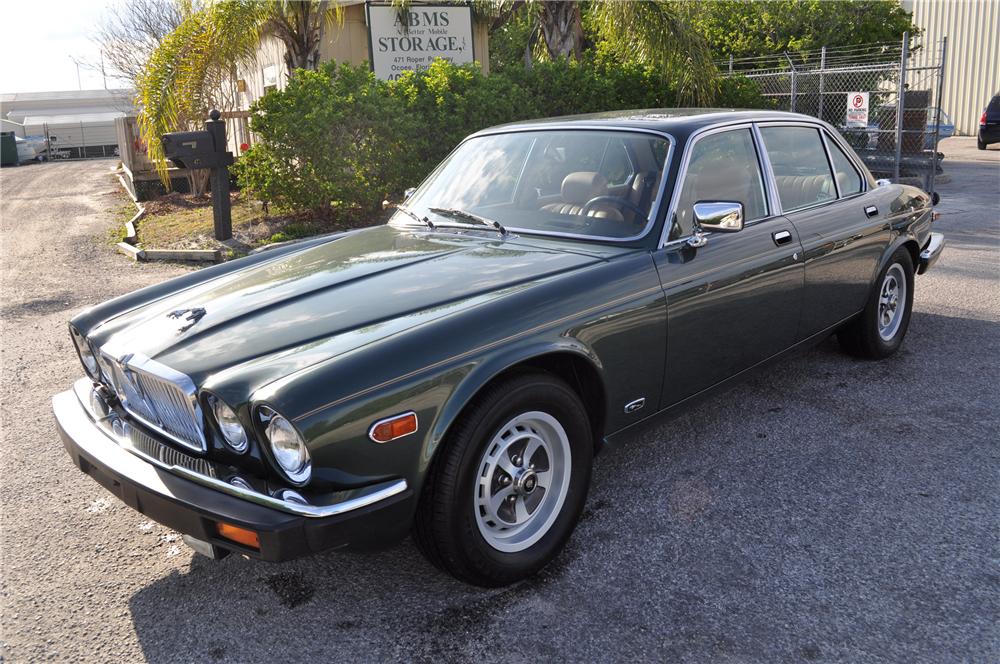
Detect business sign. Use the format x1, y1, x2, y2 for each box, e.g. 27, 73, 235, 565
846, 92, 870, 128
367, 4, 474, 81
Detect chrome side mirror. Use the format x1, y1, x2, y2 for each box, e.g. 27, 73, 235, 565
693, 201, 744, 233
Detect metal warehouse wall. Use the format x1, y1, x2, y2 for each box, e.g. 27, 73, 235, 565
902, 0, 1000, 135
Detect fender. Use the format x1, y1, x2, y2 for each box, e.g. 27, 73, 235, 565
425, 337, 605, 462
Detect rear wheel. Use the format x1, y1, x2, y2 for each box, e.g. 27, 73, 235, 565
838, 248, 914, 359
413, 372, 592, 587
978, 138, 987, 150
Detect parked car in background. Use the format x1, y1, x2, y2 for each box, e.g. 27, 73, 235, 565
979, 94, 1000, 149
54, 110, 944, 587
924, 107, 955, 149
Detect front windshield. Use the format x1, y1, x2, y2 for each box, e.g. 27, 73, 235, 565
394, 130, 672, 240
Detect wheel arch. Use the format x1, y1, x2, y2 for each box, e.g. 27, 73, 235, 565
427, 343, 608, 465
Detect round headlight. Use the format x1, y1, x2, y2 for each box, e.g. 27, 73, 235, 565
208, 395, 248, 453
263, 412, 311, 484
70, 327, 100, 380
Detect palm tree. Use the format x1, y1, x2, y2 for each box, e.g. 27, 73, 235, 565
484, 0, 717, 104
136, 0, 342, 182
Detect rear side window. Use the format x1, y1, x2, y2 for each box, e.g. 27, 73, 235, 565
825, 136, 863, 196
988, 95, 1000, 114
760, 126, 836, 212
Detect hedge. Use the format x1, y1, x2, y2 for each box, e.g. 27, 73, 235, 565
235, 59, 766, 212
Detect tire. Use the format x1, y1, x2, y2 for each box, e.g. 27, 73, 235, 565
413, 372, 593, 587
838, 248, 914, 359
978, 138, 987, 150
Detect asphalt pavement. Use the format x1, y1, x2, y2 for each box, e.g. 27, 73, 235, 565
1, 138, 998, 663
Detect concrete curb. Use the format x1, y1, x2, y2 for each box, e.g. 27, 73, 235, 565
116, 172, 145, 245
116, 242, 145, 261
113, 171, 220, 263
143, 249, 221, 262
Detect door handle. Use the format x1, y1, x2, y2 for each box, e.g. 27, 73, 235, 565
865, 205, 879, 218
772, 230, 792, 246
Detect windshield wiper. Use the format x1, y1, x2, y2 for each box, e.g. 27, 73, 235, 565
396, 205, 434, 229
428, 207, 508, 237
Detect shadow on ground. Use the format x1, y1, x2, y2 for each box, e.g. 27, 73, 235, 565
128, 311, 1000, 663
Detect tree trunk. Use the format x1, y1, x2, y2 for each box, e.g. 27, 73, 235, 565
538, 1, 584, 61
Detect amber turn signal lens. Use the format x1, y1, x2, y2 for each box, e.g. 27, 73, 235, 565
369, 412, 418, 443
216, 522, 260, 549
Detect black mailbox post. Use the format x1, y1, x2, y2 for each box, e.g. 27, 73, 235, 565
161, 109, 235, 241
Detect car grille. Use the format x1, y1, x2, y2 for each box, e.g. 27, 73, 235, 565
100, 352, 207, 453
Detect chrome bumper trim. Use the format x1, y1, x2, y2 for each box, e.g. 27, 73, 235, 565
54, 378, 408, 518
918, 232, 945, 274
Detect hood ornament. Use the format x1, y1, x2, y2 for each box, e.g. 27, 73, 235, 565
167, 307, 207, 333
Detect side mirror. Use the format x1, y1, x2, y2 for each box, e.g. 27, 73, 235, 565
404, 187, 416, 200
693, 201, 744, 233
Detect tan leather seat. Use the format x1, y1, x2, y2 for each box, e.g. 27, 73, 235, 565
625, 171, 657, 223
773, 175, 833, 210
542, 172, 624, 221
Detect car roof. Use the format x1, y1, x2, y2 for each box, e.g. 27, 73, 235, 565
472, 109, 824, 139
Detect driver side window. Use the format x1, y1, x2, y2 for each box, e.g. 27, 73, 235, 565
670, 128, 768, 240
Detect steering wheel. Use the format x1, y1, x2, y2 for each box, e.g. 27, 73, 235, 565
581, 196, 648, 224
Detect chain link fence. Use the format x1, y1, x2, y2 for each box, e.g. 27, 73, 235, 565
722, 34, 948, 197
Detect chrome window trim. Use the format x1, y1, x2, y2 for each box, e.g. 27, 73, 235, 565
754, 120, 873, 193
394, 126, 676, 245
820, 129, 866, 199
68, 379, 408, 518
818, 127, 843, 199
99, 348, 208, 453
756, 122, 841, 215
657, 122, 776, 248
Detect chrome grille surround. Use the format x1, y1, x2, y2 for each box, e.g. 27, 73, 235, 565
98, 350, 207, 453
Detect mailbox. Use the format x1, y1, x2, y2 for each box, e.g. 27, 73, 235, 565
159, 110, 236, 241
161, 130, 233, 169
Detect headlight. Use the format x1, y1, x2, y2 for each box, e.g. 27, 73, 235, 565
69, 326, 100, 380
208, 395, 248, 453
261, 408, 311, 484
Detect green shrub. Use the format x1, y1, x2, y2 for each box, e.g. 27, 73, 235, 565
237, 58, 766, 213
235, 62, 416, 212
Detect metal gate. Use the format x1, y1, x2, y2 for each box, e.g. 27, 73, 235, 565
722, 33, 948, 198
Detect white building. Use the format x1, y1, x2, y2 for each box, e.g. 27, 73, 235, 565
901, 0, 1000, 135
0, 89, 135, 158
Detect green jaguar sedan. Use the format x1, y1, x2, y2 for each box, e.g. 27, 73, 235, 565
54, 110, 944, 586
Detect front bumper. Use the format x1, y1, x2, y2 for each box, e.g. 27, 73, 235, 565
53, 380, 413, 561
917, 232, 945, 274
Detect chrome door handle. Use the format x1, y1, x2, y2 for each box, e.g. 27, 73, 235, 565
865, 205, 879, 218
772, 230, 792, 246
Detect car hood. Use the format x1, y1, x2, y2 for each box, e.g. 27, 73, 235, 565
91, 225, 607, 383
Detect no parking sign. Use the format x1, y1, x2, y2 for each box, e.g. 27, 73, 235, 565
846, 92, 870, 128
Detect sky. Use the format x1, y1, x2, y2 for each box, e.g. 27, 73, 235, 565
0, 0, 122, 93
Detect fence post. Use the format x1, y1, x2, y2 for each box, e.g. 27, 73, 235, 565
818, 46, 826, 122
893, 31, 910, 181
929, 36, 948, 201
80, 121, 86, 160
784, 52, 797, 113
728, 54, 734, 76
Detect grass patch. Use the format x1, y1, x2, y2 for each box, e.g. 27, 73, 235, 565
134, 191, 385, 257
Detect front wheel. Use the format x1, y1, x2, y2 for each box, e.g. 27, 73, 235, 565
838, 248, 914, 359
413, 372, 592, 586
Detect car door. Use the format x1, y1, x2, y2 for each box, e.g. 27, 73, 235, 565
757, 124, 890, 337
653, 125, 804, 409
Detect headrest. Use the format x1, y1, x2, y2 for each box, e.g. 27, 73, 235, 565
561, 171, 608, 205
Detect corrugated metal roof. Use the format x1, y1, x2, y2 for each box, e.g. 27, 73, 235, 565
22, 111, 127, 125
1, 89, 132, 102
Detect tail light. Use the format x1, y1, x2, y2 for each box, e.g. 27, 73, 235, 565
982, 111, 988, 126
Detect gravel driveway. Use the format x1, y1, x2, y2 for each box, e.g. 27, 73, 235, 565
2, 142, 998, 663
